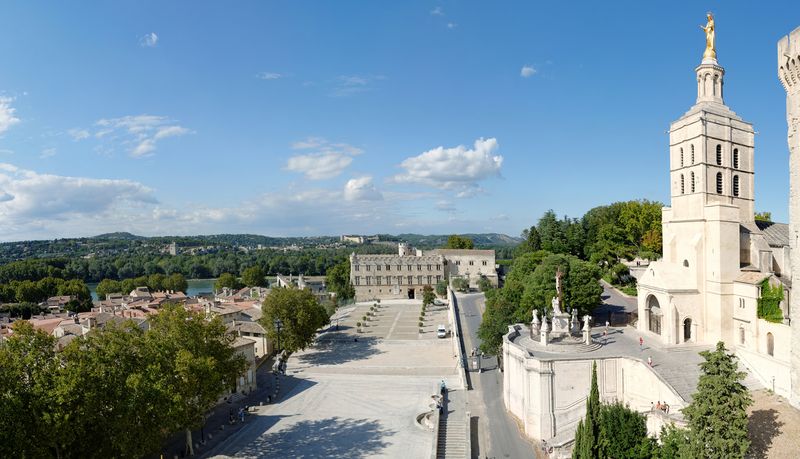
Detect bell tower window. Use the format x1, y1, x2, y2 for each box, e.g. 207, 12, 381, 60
716, 144, 722, 165
680, 174, 685, 194
680, 147, 684, 167
690, 144, 695, 164
716, 172, 723, 194
733, 175, 740, 197
691, 172, 696, 192
733, 148, 739, 169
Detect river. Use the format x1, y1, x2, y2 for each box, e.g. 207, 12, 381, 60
87, 278, 217, 300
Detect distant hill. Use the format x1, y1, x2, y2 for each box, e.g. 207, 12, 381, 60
392, 233, 521, 249
92, 232, 146, 240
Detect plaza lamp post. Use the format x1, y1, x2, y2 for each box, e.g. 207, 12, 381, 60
273, 319, 283, 357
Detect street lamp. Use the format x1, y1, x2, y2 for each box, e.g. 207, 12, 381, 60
273, 319, 283, 356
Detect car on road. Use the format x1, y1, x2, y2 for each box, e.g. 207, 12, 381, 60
433, 299, 445, 306
437, 325, 447, 338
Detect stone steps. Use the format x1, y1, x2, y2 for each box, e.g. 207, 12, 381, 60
436, 418, 467, 459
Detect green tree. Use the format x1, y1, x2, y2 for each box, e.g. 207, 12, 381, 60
451, 277, 469, 292
95, 278, 122, 300
146, 303, 247, 457
163, 273, 188, 293
57, 279, 91, 302
259, 287, 329, 354
422, 285, 436, 307
573, 362, 600, 458
445, 235, 475, 249
537, 210, 569, 254
325, 260, 355, 301
656, 424, 692, 459
14, 280, 44, 303
478, 276, 493, 292
682, 342, 752, 458
435, 279, 448, 296
241, 265, 267, 287
598, 402, 655, 458
215, 272, 241, 291
754, 211, 772, 222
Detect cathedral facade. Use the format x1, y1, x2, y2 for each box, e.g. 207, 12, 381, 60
637, 44, 794, 397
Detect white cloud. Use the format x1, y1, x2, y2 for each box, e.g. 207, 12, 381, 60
0, 163, 157, 224
431, 6, 444, 16
447, 22, 457, 29
0, 97, 20, 134
344, 176, 383, 201
40, 148, 56, 159
393, 138, 503, 196
140, 32, 158, 47
435, 200, 457, 213
68, 128, 90, 140
331, 75, 384, 97
257, 72, 283, 80
286, 138, 363, 180
520, 65, 537, 78
72, 114, 190, 158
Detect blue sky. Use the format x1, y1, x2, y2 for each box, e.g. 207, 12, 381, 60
0, 1, 797, 241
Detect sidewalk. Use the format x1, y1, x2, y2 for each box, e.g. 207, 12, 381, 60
153, 354, 299, 459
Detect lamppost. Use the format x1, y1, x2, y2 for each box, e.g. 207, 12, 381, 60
273, 319, 283, 357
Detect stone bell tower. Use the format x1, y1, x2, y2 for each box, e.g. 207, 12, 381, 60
778, 26, 800, 408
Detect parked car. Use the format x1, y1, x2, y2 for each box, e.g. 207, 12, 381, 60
437, 325, 447, 338
433, 299, 445, 306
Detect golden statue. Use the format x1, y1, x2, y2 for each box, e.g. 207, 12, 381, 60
700, 12, 716, 60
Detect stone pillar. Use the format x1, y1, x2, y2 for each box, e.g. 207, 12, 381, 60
779, 26, 800, 408
582, 315, 592, 345
540, 320, 550, 347
531, 309, 540, 338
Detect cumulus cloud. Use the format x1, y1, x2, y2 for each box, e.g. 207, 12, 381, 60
0, 97, 20, 134
430, 6, 444, 16
286, 137, 363, 180
72, 114, 190, 158
520, 65, 537, 78
40, 148, 56, 159
447, 22, 457, 29
0, 163, 157, 223
393, 137, 503, 196
344, 176, 383, 201
140, 32, 158, 47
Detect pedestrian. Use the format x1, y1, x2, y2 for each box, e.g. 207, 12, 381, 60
440, 380, 447, 395
605, 321, 610, 333
648, 355, 653, 367
238, 407, 245, 423
602, 329, 608, 344
228, 408, 235, 425
639, 336, 644, 350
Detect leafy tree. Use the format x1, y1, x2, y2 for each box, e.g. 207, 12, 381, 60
15, 280, 44, 303
325, 260, 355, 301
598, 402, 655, 458
754, 211, 772, 222
435, 279, 448, 296
163, 273, 188, 293
477, 288, 517, 357
478, 276, 493, 292
259, 287, 329, 354
146, 304, 247, 457
57, 279, 91, 302
573, 361, 600, 458
95, 278, 122, 299
445, 235, 475, 249
422, 285, 436, 307
215, 272, 241, 291
451, 277, 470, 292
756, 279, 783, 323
241, 265, 267, 287
537, 210, 569, 254
657, 424, 692, 459
517, 226, 542, 255
682, 342, 752, 458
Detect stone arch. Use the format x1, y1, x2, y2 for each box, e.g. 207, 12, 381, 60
683, 259, 689, 267
767, 332, 774, 356
646, 295, 662, 335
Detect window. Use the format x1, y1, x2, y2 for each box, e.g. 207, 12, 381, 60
376, 265, 381, 271
691, 144, 695, 164
455, 260, 461, 266
436, 264, 441, 270
683, 259, 689, 267
397, 265, 401, 271
767, 332, 774, 356
417, 265, 422, 271
355, 276, 361, 286
469, 260, 474, 266
398, 276, 403, 285
436, 275, 442, 283
407, 276, 413, 285
366, 265, 370, 271
354, 265, 360, 272
680, 147, 684, 167
427, 264, 431, 271
716, 172, 723, 194
733, 148, 739, 169
681, 174, 685, 194
733, 175, 740, 197
407, 265, 412, 271
691, 172, 696, 192
376, 276, 382, 285
366, 276, 371, 285
386, 265, 391, 271
417, 275, 423, 284
716, 144, 722, 165
482, 260, 487, 266
427, 275, 432, 284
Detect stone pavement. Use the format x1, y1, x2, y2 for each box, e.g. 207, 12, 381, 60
326, 299, 451, 341
206, 299, 460, 458
436, 388, 468, 459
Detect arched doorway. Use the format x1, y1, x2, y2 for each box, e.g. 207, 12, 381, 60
683, 318, 692, 342
646, 295, 662, 335
767, 332, 774, 356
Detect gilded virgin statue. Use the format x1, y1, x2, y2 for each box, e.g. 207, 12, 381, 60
700, 12, 716, 60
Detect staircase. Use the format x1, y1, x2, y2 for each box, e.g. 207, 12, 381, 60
436, 412, 467, 459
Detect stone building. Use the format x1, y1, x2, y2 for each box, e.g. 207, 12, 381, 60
432, 249, 498, 288
778, 25, 800, 407
349, 249, 445, 301
637, 30, 794, 398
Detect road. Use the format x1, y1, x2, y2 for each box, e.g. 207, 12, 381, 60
594, 280, 638, 322
455, 292, 537, 459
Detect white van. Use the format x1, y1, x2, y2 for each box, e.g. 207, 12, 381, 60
437, 325, 447, 338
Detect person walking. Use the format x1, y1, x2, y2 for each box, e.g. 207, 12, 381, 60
639, 336, 644, 350
648, 355, 653, 367
605, 320, 610, 333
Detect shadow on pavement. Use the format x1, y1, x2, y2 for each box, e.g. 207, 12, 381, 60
296, 336, 383, 366
236, 416, 396, 458
748, 408, 783, 458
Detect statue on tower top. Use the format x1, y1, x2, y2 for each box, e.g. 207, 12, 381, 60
551, 268, 564, 315
700, 12, 716, 61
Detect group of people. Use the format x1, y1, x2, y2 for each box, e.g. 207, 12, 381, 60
228, 407, 247, 424
653, 400, 670, 414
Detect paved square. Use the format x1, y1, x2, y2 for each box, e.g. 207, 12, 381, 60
207, 299, 460, 458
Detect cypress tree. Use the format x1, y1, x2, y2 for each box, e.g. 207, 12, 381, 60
682, 341, 752, 458
573, 361, 601, 458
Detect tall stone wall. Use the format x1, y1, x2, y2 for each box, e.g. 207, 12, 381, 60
778, 26, 800, 407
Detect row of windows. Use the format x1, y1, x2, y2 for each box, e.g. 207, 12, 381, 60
354, 264, 442, 272
454, 260, 488, 266
354, 275, 442, 286
679, 144, 740, 169
679, 172, 741, 197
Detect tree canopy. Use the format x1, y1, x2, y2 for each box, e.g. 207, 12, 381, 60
259, 287, 329, 354
445, 235, 475, 249
241, 265, 267, 287
325, 260, 355, 302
